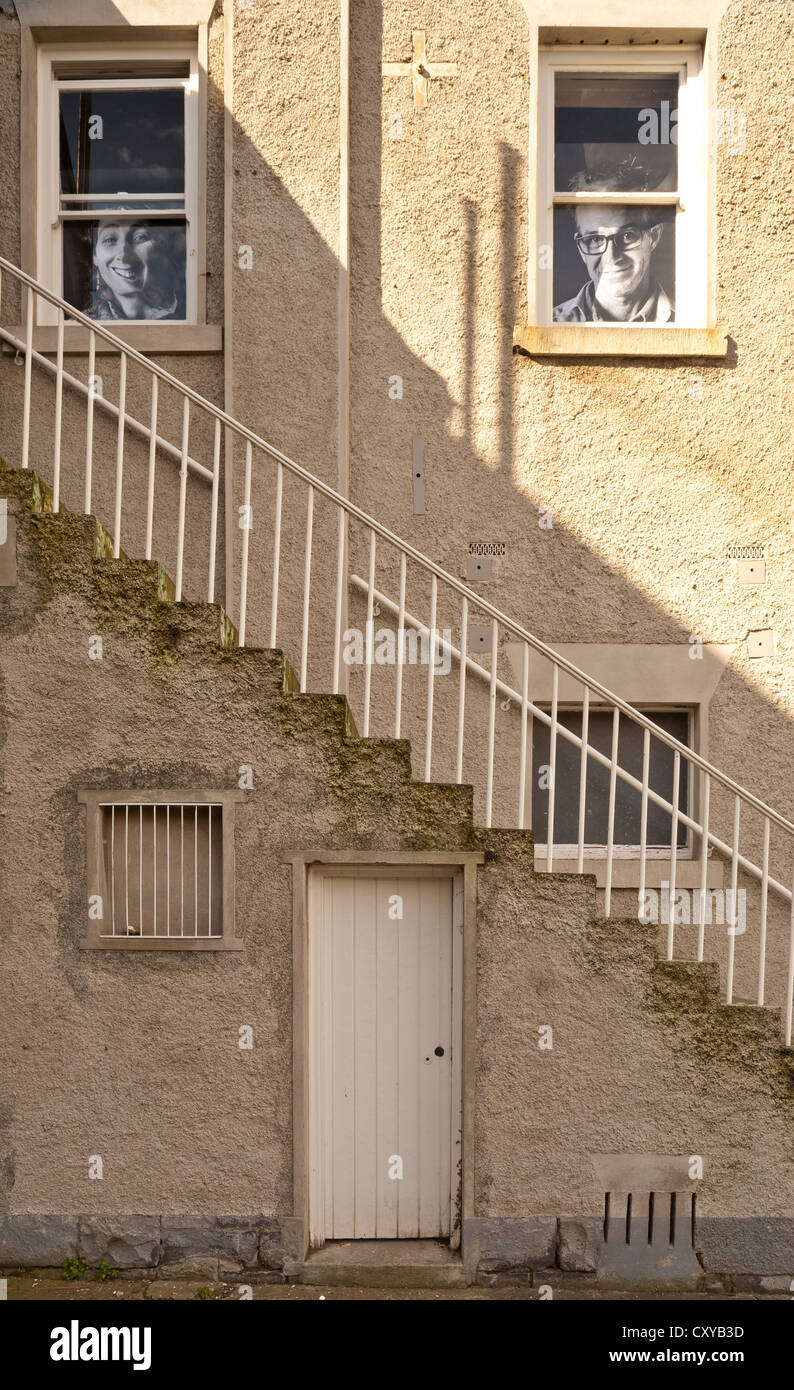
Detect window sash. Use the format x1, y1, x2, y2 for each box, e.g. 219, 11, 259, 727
535, 46, 706, 329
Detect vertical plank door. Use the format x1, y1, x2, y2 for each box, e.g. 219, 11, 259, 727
309, 872, 457, 1242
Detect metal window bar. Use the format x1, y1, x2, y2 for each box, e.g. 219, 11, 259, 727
99, 803, 221, 938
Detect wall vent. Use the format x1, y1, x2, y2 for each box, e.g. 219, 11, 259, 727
603, 1191, 696, 1248
726, 543, 765, 560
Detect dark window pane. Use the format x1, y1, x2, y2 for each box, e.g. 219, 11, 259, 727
555, 73, 679, 193
62, 219, 186, 320
553, 205, 675, 323
532, 710, 690, 847
59, 89, 185, 196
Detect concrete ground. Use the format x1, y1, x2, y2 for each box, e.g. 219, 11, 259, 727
2, 1276, 788, 1300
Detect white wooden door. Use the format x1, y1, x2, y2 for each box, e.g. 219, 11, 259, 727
308, 869, 461, 1245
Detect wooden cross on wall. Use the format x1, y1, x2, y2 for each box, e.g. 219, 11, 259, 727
382, 30, 458, 110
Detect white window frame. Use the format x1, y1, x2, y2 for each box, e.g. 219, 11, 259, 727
36, 42, 199, 327
534, 46, 708, 331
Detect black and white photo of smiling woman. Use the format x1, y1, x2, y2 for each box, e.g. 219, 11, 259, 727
89, 219, 186, 320
62, 214, 187, 321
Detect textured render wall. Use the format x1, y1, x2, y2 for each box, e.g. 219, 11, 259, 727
1, 473, 793, 1279
341, 0, 794, 831
475, 835, 794, 1274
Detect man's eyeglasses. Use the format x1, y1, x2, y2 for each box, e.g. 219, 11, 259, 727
574, 227, 650, 256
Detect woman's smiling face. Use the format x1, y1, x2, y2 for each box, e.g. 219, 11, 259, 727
93, 223, 164, 313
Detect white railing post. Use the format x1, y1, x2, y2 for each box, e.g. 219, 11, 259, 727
424, 574, 437, 782
208, 417, 221, 604
21, 286, 33, 470
175, 396, 190, 602
758, 817, 770, 1006
786, 865, 794, 1048
269, 460, 283, 648
667, 750, 681, 961
145, 376, 158, 561
726, 797, 741, 1003
638, 726, 650, 910
485, 618, 498, 828
238, 440, 253, 646
300, 485, 314, 693
576, 686, 590, 875
455, 595, 468, 782
52, 309, 64, 512
113, 353, 127, 558
518, 642, 529, 830
332, 506, 346, 694
84, 329, 96, 514
545, 664, 559, 873
604, 706, 620, 919
363, 529, 376, 738
697, 772, 710, 963
395, 551, 407, 739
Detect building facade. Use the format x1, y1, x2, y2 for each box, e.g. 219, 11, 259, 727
0, 0, 792, 1287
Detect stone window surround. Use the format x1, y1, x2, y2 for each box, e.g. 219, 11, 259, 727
78, 787, 243, 950
516, 2, 731, 357
15, 1, 220, 354
502, 641, 731, 887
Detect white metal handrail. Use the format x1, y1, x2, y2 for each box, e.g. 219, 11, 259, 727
1, 253, 793, 1042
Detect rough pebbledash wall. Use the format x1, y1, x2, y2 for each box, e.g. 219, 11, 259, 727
1, 472, 793, 1280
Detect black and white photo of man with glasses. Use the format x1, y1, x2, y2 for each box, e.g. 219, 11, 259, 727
553, 172, 674, 324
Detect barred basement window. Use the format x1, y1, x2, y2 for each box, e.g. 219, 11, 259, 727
78, 790, 242, 950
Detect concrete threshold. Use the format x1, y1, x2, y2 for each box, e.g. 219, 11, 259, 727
286, 1239, 469, 1288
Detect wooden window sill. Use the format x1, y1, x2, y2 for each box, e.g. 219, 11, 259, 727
9, 324, 223, 354
514, 325, 729, 358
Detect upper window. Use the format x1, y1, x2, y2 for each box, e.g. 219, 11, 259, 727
37, 47, 199, 325
536, 47, 707, 329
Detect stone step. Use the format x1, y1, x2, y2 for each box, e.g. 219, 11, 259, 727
287, 1239, 469, 1288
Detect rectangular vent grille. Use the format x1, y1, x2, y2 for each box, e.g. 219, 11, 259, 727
100, 803, 223, 938
604, 1191, 695, 1248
